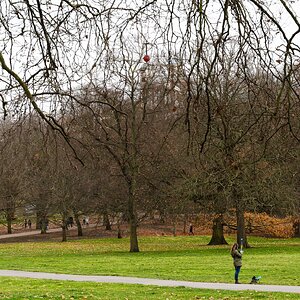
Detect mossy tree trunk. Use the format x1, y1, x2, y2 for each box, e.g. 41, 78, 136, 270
208, 214, 228, 245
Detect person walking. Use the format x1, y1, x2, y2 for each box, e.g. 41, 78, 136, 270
28, 219, 32, 229
231, 243, 243, 284
189, 223, 194, 235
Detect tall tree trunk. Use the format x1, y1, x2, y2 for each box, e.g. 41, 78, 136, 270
208, 214, 228, 245
61, 215, 67, 242
6, 214, 12, 234
183, 214, 187, 234
40, 215, 48, 234
236, 203, 250, 248
128, 190, 139, 252
73, 209, 83, 237
6, 200, 15, 234
172, 214, 177, 237
41, 221, 47, 234
103, 210, 112, 230
36, 211, 41, 230
62, 224, 67, 242
36, 210, 48, 233
293, 219, 300, 237
117, 219, 122, 239
129, 217, 139, 252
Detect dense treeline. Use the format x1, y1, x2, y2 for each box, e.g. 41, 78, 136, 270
0, 1, 300, 251
0, 62, 299, 250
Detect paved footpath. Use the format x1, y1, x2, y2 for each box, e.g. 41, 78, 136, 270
0, 270, 299, 294
0, 225, 96, 240
0, 228, 62, 239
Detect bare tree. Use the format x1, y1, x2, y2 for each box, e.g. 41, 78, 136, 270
0, 121, 27, 233
1, 0, 300, 248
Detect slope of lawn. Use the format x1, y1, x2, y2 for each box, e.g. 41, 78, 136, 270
0, 235, 298, 287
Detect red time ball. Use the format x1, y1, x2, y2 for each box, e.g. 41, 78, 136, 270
143, 54, 150, 63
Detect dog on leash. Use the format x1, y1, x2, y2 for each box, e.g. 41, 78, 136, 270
250, 276, 261, 284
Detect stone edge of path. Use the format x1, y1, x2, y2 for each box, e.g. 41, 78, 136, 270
0, 270, 299, 294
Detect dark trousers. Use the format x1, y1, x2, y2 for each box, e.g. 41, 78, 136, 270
235, 266, 241, 281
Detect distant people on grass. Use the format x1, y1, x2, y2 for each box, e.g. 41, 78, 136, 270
28, 219, 32, 229
189, 223, 194, 235
230, 243, 243, 284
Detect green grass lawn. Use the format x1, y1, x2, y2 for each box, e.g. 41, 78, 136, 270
0, 277, 299, 300
0, 235, 299, 299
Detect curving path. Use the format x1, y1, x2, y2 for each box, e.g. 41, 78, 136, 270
0, 228, 62, 239
0, 270, 299, 294
0, 225, 95, 240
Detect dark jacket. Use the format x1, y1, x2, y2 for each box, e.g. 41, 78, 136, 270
231, 249, 242, 267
